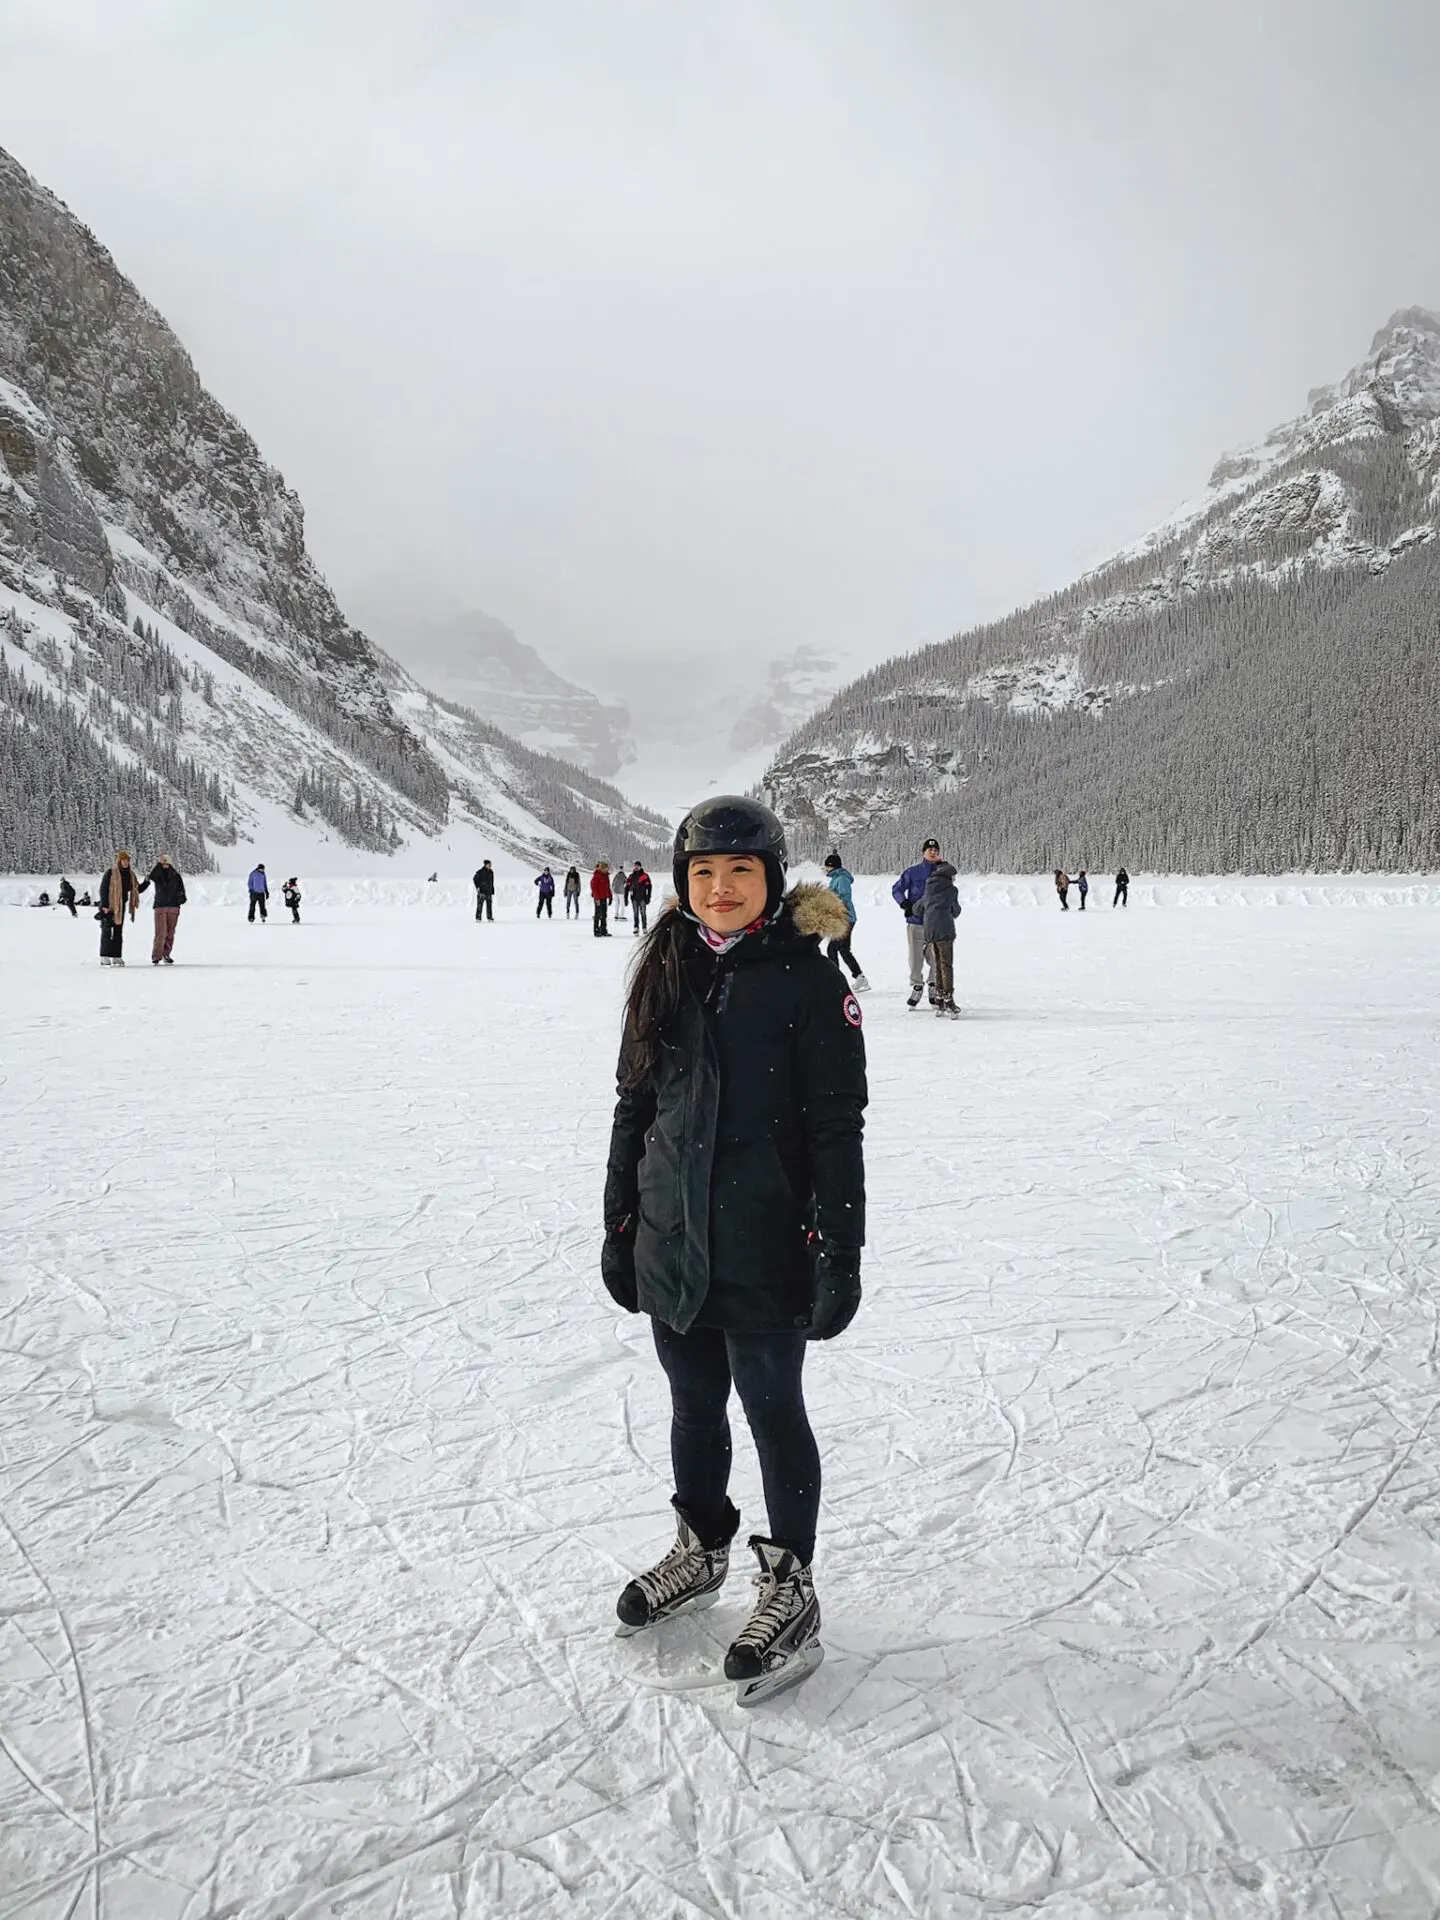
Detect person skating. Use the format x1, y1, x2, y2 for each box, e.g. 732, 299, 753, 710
591, 860, 613, 937
282, 877, 302, 923
563, 866, 582, 918
1054, 870, 1070, 910
58, 877, 77, 917
892, 837, 942, 1006
1076, 869, 1089, 912
97, 851, 138, 965
138, 854, 187, 964
248, 864, 270, 922
603, 795, 866, 1705
473, 860, 496, 922
628, 861, 653, 934
922, 857, 961, 1018
823, 853, 870, 991
535, 867, 557, 918
1113, 867, 1130, 908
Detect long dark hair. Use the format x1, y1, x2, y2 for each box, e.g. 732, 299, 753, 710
621, 903, 691, 1089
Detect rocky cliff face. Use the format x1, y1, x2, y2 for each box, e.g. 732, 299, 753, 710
358, 605, 635, 779
0, 145, 668, 872
763, 310, 1440, 874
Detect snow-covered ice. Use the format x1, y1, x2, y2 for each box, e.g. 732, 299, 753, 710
2, 881, 1439, 1917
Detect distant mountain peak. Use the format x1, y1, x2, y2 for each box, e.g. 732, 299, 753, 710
1306, 305, 1440, 432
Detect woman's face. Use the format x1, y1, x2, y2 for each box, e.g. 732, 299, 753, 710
688, 854, 768, 935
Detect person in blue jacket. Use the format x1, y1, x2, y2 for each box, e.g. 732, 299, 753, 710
891, 837, 942, 1007
823, 853, 869, 990
247, 864, 269, 922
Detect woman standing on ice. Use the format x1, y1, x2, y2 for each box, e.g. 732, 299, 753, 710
602, 796, 867, 1704
591, 860, 613, 936
563, 866, 583, 918
97, 851, 139, 966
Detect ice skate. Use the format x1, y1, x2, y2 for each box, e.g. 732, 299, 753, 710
852, 973, 871, 991
724, 1537, 823, 1706
906, 985, 922, 1008
615, 1499, 738, 1638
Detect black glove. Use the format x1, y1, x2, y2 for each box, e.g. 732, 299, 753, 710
808, 1242, 861, 1341
601, 1218, 639, 1313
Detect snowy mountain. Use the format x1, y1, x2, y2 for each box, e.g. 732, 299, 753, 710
764, 309, 1440, 873
353, 602, 636, 779
726, 645, 848, 755
0, 145, 669, 874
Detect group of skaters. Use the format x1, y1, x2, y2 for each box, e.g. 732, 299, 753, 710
40, 854, 304, 966
824, 839, 1133, 1016
67, 850, 191, 967
471, 859, 655, 937
1053, 866, 1130, 909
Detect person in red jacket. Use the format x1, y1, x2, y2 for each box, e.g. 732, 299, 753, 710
591, 860, 613, 938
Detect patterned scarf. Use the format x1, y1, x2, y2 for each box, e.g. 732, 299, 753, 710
695, 912, 770, 956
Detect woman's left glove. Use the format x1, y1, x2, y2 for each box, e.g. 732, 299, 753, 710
808, 1244, 861, 1341
601, 1219, 639, 1313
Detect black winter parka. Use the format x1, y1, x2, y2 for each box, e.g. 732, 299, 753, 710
138, 862, 187, 909
604, 885, 867, 1334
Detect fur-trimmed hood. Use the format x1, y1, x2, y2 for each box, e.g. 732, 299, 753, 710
785, 881, 851, 943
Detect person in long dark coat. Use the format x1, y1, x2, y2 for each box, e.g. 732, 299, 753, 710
602, 796, 866, 1703
97, 852, 139, 965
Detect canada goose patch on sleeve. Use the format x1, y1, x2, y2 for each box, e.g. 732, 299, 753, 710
842, 993, 863, 1029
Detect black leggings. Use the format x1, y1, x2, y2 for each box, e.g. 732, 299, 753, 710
826, 934, 862, 978
651, 1319, 820, 1564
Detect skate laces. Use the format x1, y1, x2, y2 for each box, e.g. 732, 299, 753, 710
637, 1536, 711, 1608
733, 1570, 802, 1650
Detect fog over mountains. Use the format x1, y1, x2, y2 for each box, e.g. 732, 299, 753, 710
763, 310, 1440, 874
0, 146, 669, 875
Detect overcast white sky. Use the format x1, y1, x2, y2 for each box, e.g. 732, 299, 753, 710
4, 0, 1439, 690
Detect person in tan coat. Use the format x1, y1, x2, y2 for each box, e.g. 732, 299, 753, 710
98, 852, 139, 966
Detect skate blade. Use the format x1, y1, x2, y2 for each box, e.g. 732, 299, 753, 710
733, 1642, 824, 1707
613, 1586, 721, 1640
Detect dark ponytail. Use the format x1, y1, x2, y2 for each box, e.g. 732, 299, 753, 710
621, 903, 692, 1089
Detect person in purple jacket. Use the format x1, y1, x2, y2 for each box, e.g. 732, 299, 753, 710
891, 837, 942, 1007
535, 867, 557, 918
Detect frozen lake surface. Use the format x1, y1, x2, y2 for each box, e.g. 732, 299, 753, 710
2, 881, 1439, 1917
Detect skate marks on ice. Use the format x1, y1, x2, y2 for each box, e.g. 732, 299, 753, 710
1, 902, 1440, 1914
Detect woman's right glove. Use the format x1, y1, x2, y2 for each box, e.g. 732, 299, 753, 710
601, 1218, 639, 1313
808, 1243, 861, 1341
